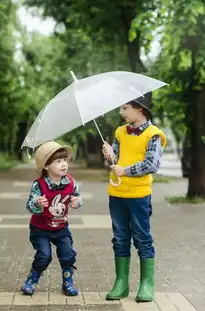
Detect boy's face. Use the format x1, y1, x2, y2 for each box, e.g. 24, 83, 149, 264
44, 158, 68, 178
120, 104, 143, 123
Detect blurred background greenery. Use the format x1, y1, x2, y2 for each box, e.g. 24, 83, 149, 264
1, 0, 205, 198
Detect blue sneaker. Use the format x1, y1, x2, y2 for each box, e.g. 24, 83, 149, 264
21, 269, 41, 295
62, 267, 79, 296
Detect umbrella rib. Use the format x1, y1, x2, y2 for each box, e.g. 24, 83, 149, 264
93, 119, 105, 143
73, 83, 85, 126
33, 102, 50, 150
69, 70, 85, 126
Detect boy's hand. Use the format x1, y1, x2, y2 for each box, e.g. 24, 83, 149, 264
70, 196, 80, 209
112, 165, 125, 177
36, 195, 49, 208
102, 142, 115, 161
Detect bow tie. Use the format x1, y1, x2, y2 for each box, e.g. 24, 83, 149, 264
127, 125, 141, 135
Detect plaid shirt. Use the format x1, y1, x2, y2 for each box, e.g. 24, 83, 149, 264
111, 120, 163, 177
26, 175, 83, 214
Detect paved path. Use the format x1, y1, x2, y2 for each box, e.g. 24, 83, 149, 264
0, 175, 204, 310
15, 152, 183, 178
157, 153, 182, 177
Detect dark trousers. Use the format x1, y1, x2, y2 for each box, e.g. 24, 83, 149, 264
29, 224, 77, 272
109, 195, 155, 259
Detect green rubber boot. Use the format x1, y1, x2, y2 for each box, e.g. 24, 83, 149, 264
106, 257, 130, 300
136, 258, 155, 302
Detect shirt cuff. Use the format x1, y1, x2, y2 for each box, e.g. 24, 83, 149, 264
32, 206, 43, 214
72, 197, 83, 209
106, 159, 115, 166
77, 198, 83, 208
33, 197, 43, 213
124, 166, 132, 177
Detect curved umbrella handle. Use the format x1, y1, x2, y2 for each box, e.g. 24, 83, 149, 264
109, 176, 121, 187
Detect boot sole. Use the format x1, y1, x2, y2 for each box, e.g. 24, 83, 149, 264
20, 288, 34, 296
136, 297, 153, 303
106, 290, 129, 300
63, 293, 79, 296
62, 290, 79, 296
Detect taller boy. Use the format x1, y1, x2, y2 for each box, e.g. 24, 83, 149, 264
102, 96, 166, 302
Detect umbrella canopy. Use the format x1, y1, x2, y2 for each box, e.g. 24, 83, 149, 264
22, 71, 168, 149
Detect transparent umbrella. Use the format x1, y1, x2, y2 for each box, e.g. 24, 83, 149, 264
22, 71, 168, 149
22, 70, 168, 186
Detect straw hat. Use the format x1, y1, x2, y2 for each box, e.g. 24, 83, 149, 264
35, 141, 73, 175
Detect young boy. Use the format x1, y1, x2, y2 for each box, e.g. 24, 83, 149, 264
102, 96, 166, 302
21, 141, 83, 296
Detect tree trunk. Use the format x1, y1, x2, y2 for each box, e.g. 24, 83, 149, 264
0, 134, 8, 153
119, 5, 146, 73
15, 121, 28, 161
127, 38, 145, 72
187, 89, 205, 198
176, 141, 181, 158
85, 133, 104, 168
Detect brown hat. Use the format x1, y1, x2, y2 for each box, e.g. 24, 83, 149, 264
35, 141, 73, 175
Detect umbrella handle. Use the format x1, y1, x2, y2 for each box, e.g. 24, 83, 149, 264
109, 176, 121, 187
102, 140, 121, 186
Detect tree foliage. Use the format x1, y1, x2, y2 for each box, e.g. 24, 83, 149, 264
1, 0, 205, 197
0, 1, 21, 153
141, 0, 205, 197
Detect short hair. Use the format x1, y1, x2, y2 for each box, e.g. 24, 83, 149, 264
42, 148, 68, 176
128, 100, 150, 120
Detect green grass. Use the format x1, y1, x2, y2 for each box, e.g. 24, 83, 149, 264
166, 196, 205, 204
153, 175, 170, 183
0, 153, 18, 171
153, 175, 181, 183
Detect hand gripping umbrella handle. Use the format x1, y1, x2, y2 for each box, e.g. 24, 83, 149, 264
109, 162, 121, 187
99, 126, 121, 187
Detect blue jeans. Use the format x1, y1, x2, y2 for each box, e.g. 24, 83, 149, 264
109, 195, 154, 259
30, 224, 77, 272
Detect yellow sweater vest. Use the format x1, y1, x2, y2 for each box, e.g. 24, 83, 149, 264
108, 124, 166, 198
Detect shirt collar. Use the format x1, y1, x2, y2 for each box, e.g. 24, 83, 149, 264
129, 120, 151, 133
44, 175, 70, 190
